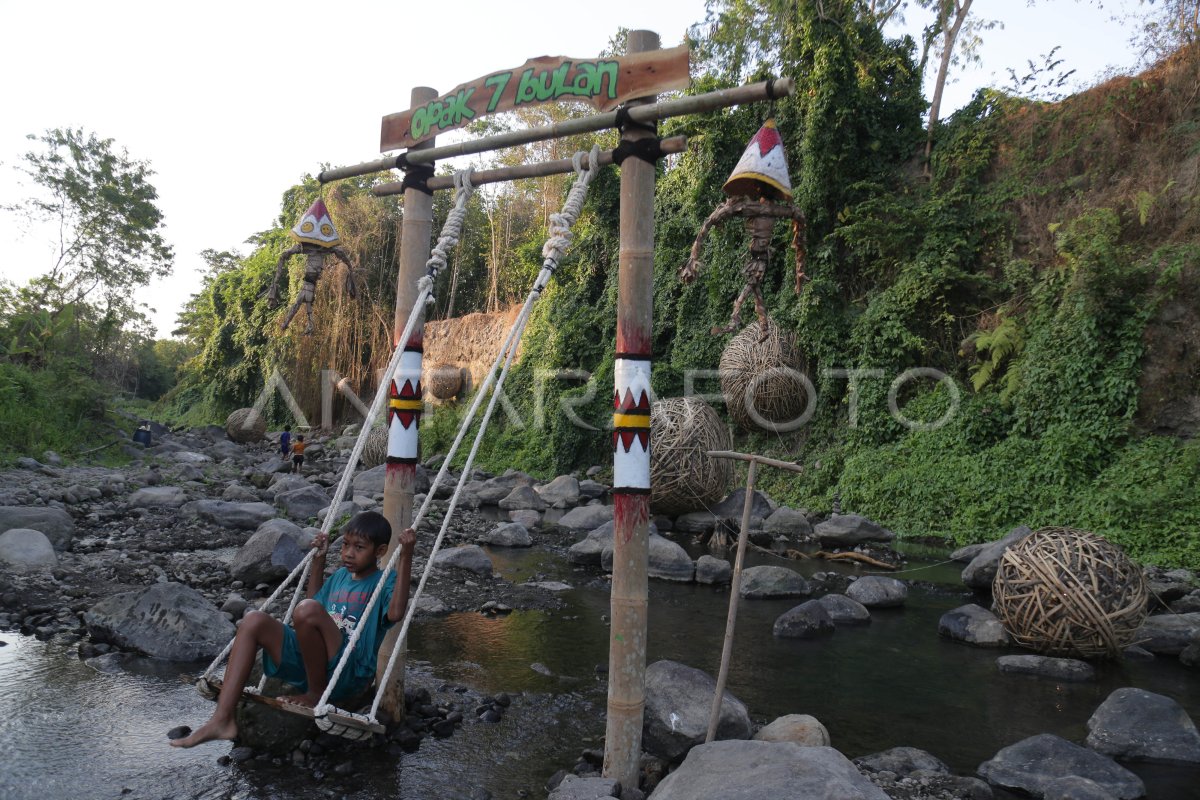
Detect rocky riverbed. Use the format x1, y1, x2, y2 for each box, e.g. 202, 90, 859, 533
1, 424, 1198, 800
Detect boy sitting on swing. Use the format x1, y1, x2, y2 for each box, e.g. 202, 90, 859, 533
171, 511, 414, 747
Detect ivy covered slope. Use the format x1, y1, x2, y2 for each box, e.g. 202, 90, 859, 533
169, 8, 1199, 567
442, 18, 1200, 567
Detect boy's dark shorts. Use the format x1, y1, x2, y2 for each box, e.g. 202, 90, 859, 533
293, 455, 304, 467
262, 625, 362, 701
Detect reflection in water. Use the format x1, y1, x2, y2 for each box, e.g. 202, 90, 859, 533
2, 543, 1199, 799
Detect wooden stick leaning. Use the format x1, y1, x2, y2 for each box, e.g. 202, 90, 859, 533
704, 450, 804, 744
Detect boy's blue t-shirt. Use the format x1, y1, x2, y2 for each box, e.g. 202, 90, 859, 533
279, 431, 291, 453
315, 567, 397, 684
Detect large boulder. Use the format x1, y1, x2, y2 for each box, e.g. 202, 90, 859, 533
739, 565, 811, 598
845, 576, 907, 608
696, 555, 732, 585
1133, 612, 1200, 655
961, 525, 1033, 590
643, 660, 752, 762
274, 484, 330, 521
773, 600, 835, 639
433, 544, 494, 577
649, 741, 889, 800
549, 775, 620, 800
536, 475, 581, 507
556, 504, 613, 533
976, 734, 1144, 799
813, 514, 895, 547
568, 525, 613, 566
352, 464, 387, 495
603, 533, 694, 582
1085, 687, 1200, 763
763, 507, 813, 538
710, 489, 775, 519
230, 518, 312, 584
938, 604, 1011, 647
498, 485, 548, 511
127, 486, 188, 509
0, 506, 75, 551
0, 528, 57, 570
184, 500, 276, 530
84, 582, 235, 661
479, 522, 532, 547
752, 714, 830, 746
815, 594, 871, 625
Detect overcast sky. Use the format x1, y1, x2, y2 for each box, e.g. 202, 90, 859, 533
0, 0, 1146, 337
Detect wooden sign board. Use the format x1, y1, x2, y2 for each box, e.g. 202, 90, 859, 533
380, 45, 690, 152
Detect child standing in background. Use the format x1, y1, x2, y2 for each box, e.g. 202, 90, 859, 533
280, 425, 292, 460
291, 435, 306, 473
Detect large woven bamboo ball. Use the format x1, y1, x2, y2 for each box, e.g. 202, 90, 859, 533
359, 426, 389, 468
427, 363, 465, 400
719, 320, 810, 432
649, 397, 733, 516
992, 527, 1148, 659
225, 408, 266, 443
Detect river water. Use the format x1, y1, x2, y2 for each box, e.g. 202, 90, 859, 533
2, 542, 1198, 800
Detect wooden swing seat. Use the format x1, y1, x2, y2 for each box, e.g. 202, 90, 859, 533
191, 675, 385, 739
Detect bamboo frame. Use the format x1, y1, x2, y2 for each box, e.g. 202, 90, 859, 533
704, 450, 803, 743
603, 29, 659, 793
376, 86, 439, 721
370, 137, 687, 197
317, 78, 794, 183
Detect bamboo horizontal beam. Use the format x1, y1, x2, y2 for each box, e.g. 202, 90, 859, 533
706, 450, 805, 474
318, 77, 794, 184
370, 136, 687, 196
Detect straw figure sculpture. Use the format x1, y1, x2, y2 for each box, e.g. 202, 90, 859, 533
224, 408, 267, 444
649, 397, 733, 516
427, 363, 465, 401
719, 319, 809, 432
992, 527, 1149, 659
359, 426, 389, 469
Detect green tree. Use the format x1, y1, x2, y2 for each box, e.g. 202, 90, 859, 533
4, 128, 173, 323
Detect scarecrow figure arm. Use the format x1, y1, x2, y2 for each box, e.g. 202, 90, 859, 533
329, 246, 358, 299
679, 199, 748, 284
266, 244, 303, 307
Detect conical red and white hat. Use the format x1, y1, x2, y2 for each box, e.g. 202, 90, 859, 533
723, 119, 792, 200
290, 198, 341, 247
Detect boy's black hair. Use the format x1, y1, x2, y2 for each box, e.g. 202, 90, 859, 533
297, 434, 305, 441
342, 511, 391, 548
284, 425, 291, 431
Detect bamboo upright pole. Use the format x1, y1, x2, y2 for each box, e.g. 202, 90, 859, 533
376, 85, 438, 721
603, 29, 659, 793
704, 450, 804, 742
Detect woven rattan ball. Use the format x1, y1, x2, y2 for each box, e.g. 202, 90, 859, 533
719, 319, 809, 432
649, 397, 733, 516
359, 426, 389, 468
225, 408, 266, 443
992, 527, 1148, 659
427, 363, 464, 400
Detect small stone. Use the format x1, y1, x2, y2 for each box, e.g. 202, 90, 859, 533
166, 725, 191, 740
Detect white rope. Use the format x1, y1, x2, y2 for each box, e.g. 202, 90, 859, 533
200, 170, 476, 683
365, 145, 603, 720
316, 148, 601, 722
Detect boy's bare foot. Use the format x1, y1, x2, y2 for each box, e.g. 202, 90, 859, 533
169, 717, 237, 748
280, 691, 322, 708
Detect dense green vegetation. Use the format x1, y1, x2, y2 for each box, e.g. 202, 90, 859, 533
5, 1, 1198, 568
